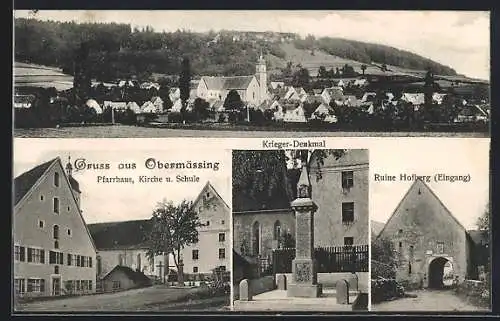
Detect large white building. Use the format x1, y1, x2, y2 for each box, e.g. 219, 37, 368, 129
13, 158, 97, 298
196, 55, 268, 106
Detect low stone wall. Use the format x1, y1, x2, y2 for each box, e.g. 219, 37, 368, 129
275, 272, 369, 292
455, 278, 490, 308
234, 276, 276, 300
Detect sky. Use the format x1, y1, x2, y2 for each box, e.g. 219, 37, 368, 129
13, 10, 490, 80
13, 139, 232, 224
370, 138, 490, 230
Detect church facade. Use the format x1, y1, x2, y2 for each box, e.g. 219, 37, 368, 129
196, 55, 268, 106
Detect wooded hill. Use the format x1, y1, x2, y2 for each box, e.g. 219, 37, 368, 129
15, 18, 459, 83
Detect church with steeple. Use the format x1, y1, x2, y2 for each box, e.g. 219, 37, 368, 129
196, 53, 268, 107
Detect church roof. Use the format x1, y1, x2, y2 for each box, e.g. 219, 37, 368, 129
88, 219, 152, 250
201, 75, 255, 91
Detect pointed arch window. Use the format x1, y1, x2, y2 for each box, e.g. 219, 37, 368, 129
273, 220, 281, 241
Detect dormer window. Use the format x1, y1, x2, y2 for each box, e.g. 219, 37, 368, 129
54, 172, 60, 187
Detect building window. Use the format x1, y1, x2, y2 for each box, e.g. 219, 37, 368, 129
27, 248, 45, 264
49, 251, 63, 265
342, 171, 354, 188
67, 228, 71, 236
67, 254, 72, 266
193, 266, 198, 273
273, 220, 281, 241
40, 195, 44, 201
409, 245, 414, 260
38, 220, 45, 228
112, 281, 120, 290
399, 241, 402, 249
206, 221, 210, 226
27, 278, 45, 293
219, 248, 226, 259
54, 240, 59, 249
54, 265, 59, 274
97, 256, 102, 275
344, 237, 354, 246
14, 245, 26, 262
54, 172, 60, 187
408, 262, 412, 275
219, 233, 225, 242
437, 241, 445, 254
192, 249, 199, 260
67, 206, 70, 211
221, 220, 225, 225
15, 278, 26, 295
89, 280, 93, 291
53, 198, 59, 214
252, 221, 260, 256
53, 225, 59, 239
341, 202, 355, 223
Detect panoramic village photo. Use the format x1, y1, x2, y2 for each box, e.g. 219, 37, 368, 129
232, 149, 369, 311
13, 10, 490, 138
12, 142, 232, 312
369, 139, 490, 312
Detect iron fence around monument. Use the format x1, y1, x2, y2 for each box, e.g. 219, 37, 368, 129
272, 245, 369, 274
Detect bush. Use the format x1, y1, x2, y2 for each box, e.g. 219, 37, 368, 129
371, 277, 404, 304
455, 277, 490, 308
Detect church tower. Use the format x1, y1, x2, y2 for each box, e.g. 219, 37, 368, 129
256, 52, 268, 104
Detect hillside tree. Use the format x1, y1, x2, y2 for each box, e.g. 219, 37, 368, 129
223, 89, 244, 111
146, 199, 204, 285
73, 41, 92, 106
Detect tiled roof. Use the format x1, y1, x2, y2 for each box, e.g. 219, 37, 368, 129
103, 265, 152, 285
201, 76, 255, 90
88, 219, 153, 250
14, 158, 57, 206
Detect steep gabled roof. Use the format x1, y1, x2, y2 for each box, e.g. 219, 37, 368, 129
192, 181, 230, 210
377, 179, 467, 239
88, 219, 152, 250
14, 158, 57, 206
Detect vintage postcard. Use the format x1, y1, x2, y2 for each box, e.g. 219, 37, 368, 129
370, 138, 491, 312
12, 140, 232, 312
13, 10, 490, 138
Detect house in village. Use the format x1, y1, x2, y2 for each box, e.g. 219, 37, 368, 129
141, 101, 156, 113
140, 82, 160, 91
283, 103, 307, 123
13, 158, 97, 298
180, 182, 231, 276
375, 179, 480, 289
196, 55, 268, 106
270, 81, 285, 90
233, 150, 369, 288
283, 86, 307, 101
103, 101, 128, 111
169, 88, 181, 103
401, 93, 425, 110
360, 92, 377, 103
310, 103, 337, 123
86, 99, 103, 114
321, 87, 344, 105
14, 94, 36, 109
126, 102, 141, 114
151, 96, 164, 113
101, 265, 152, 292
